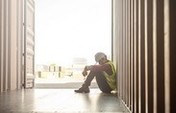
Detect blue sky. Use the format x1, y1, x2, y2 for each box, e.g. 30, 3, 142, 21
35, 0, 112, 65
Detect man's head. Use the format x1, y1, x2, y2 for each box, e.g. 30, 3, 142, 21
94, 52, 107, 64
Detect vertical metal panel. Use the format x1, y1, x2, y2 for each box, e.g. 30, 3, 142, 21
3, 0, 9, 91
24, 0, 35, 88
125, 0, 128, 105
7, 0, 10, 90
114, 0, 117, 95
134, 0, 137, 112
117, 0, 123, 99
164, 0, 170, 113
117, 0, 122, 98
140, 0, 146, 113
114, 0, 121, 98
0, 0, 3, 92
122, 0, 126, 101
153, 0, 157, 112
16, 0, 24, 89
138, 0, 147, 112
116, 0, 121, 98
135, 0, 139, 112
127, 0, 131, 108
129, 0, 132, 109
138, 0, 142, 112
124, 0, 128, 104
2, 0, 5, 91
125, 0, 127, 103
8, 0, 12, 90
112, 0, 118, 91
7, 0, 11, 90
120, 0, 123, 99
136, 0, 139, 112
146, 0, 154, 113
169, 0, 176, 113
130, 0, 134, 111
156, 0, 165, 113
144, 0, 148, 112
121, 0, 124, 100
111, 0, 114, 62
9, 0, 19, 90
17, 0, 21, 89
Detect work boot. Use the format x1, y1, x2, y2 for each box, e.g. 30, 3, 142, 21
74, 86, 90, 93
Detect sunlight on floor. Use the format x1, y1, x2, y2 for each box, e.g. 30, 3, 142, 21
0, 89, 129, 113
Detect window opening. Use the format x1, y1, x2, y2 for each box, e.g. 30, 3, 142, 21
35, 0, 112, 88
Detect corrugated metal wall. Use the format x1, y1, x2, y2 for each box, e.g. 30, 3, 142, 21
113, 0, 176, 113
0, 0, 11, 92
0, 0, 23, 92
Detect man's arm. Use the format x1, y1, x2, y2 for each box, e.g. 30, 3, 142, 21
82, 63, 113, 76
91, 64, 113, 75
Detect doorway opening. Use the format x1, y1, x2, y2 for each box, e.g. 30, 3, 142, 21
34, 0, 112, 88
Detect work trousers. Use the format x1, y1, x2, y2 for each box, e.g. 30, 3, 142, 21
84, 70, 112, 93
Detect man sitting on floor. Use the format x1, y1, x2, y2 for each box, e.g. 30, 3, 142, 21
74, 52, 117, 93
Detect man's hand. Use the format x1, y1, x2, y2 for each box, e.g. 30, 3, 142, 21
82, 66, 88, 76
82, 70, 87, 76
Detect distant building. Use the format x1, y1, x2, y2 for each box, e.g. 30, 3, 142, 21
36, 64, 49, 72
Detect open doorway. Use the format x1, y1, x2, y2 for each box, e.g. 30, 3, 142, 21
35, 0, 112, 88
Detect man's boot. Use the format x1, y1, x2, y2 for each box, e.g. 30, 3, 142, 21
74, 84, 90, 93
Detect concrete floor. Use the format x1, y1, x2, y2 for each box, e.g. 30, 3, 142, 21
0, 88, 129, 113
34, 77, 98, 88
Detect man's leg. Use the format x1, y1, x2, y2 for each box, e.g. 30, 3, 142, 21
75, 70, 112, 93
74, 71, 96, 93
95, 71, 112, 93
83, 71, 96, 86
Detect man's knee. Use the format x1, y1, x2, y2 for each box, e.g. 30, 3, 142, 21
90, 70, 102, 75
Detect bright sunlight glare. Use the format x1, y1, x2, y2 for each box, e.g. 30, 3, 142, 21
35, 0, 112, 66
